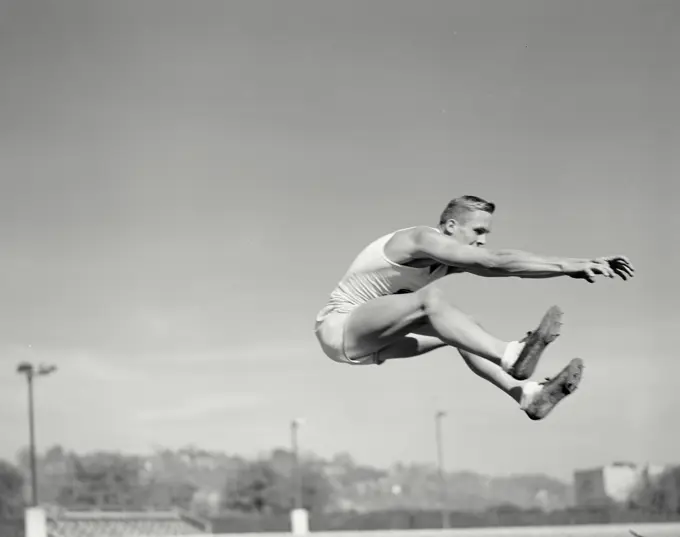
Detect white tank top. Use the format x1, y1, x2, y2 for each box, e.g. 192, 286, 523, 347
316, 227, 448, 321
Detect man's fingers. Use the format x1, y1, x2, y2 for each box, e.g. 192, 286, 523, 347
593, 263, 615, 279
579, 256, 635, 283
614, 268, 629, 281
614, 260, 634, 274
610, 260, 635, 278
599, 256, 636, 278
617, 255, 634, 270
620, 262, 635, 275
619, 265, 634, 278
610, 255, 635, 272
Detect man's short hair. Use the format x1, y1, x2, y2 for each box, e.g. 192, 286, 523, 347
439, 195, 496, 224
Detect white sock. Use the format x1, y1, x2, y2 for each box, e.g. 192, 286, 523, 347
520, 381, 542, 410
501, 340, 525, 372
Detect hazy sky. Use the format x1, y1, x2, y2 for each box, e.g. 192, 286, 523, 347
1, 0, 678, 481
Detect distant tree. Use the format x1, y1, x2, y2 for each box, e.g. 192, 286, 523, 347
171, 481, 199, 510
630, 466, 680, 514
0, 460, 25, 517
57, 452, 143, 509
222, 451, 334, 515
298, 458, 334, 514
15, 445, 74, 505
144, 478, 198, 510
223, 458, 282, 514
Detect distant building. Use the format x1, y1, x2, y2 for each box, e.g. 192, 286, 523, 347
573, 462, 667, 507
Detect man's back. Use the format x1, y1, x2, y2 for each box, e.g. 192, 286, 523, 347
316, 227, 447, 321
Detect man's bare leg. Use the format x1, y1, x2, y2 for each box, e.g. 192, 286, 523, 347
452, 349, 584, 420
373, 331, 525, 402
399, 322, 526, 402
374, 333, 448, 363
436, 319, 525, 403
343, 278, 562, 382
374, 330, 583, 420
344, 286, 517, 364
458, 349, 525, 404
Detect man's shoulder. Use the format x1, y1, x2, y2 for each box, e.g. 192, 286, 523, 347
383, 225, 441, 262
387, 225, 440, 247
389, 225, 439, 240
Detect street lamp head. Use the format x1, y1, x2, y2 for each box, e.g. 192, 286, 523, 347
36, 364, 57, 376
436, 410, 447, 419
16, 362, 57, 377
17, 362, 33, 375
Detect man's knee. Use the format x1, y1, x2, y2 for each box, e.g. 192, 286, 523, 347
417, 287, 485, 331
417, 285, 458, 318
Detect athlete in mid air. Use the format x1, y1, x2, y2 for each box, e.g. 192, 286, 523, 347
313, 195, 634, 420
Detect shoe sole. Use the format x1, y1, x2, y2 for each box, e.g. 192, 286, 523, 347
510, 305, 563, 381
526, 358, 584, 421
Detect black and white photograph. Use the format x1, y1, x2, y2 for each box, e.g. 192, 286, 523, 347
1, 1, 677, 537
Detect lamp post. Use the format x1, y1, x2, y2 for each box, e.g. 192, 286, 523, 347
290, 418, 305, 510
289, 418, 308, 536
435, 410, 448, 529
16, 362, 57, 507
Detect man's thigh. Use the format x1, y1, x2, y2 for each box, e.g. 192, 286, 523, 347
375, 332, 447, 364
343, 291, 429, 360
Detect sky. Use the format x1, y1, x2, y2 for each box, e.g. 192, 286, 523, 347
0, 0, 678, 482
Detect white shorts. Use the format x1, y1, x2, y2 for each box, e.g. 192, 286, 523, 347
313, 310, 384, 366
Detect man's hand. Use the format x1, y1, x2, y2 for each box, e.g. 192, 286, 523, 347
567, 255, 635, 283
593, 255, 635, 280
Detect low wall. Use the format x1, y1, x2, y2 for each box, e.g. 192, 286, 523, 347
178, 522, 680, 537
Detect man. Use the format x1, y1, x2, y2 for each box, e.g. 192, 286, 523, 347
314, 195, 634, 420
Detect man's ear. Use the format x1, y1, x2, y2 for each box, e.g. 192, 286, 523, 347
443, 219, 457, 235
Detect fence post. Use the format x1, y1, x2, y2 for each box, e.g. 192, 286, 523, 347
290, 508, 309, 535
25, 507, 47, 537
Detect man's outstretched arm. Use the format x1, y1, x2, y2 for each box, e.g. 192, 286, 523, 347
408, 227, 634, 282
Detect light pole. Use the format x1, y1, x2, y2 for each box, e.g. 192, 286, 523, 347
290, 418, 305, 511
435, 410, 448, 529
16, 362, 57, 507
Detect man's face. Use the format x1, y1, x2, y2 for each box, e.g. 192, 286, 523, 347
444, 210, 493, 247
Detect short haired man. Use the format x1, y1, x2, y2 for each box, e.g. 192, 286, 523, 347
314, 195, 634, 420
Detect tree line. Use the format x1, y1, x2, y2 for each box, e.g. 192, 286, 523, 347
1, 446, 334, 517
1, 445, 679, 531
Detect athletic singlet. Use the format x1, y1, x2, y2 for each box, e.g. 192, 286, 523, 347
316, 227, 449, 322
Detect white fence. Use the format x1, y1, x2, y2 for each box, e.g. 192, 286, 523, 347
25, 508, 680, 537
177, 522, 680, 537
